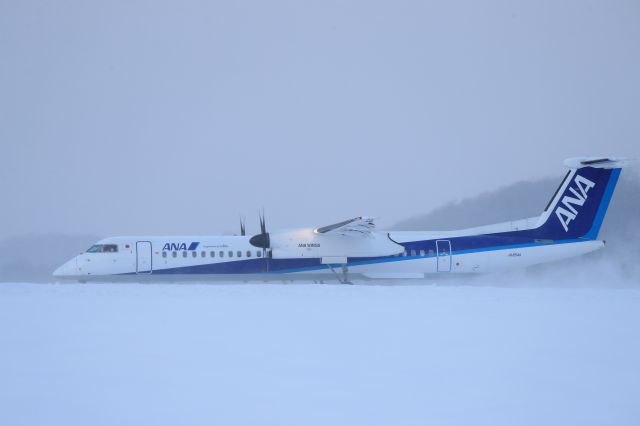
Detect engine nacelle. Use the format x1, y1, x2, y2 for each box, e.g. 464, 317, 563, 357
269, 228, 404, 259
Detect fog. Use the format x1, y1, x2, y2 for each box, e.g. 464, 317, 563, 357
1, 0, 639, 284
4, 2, 640, 425
2, 0, 639, 240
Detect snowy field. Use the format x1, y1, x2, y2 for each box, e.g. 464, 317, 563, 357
1, 280, 639, 426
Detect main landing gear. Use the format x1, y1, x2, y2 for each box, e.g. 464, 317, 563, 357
328, 264, 353, 285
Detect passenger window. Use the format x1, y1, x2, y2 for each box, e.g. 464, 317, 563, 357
246, 250, 251, 258
428, 249, 434, 256
172, 251, 177, 258
237, 250, 242, 257
411, 250, 416, 256
201, 251, 206, 258
162, 252, 167, 258
257, 251, 262, 258
210, 251, 215, 258
229, 251, 233, 258
182, 251, 187, 258
420, 249, 425, 256
219, 251, 224, 258
192, 251, 197, 258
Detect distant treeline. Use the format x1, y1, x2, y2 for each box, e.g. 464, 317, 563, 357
394, 172, 640, 279
394, 173, 639, 234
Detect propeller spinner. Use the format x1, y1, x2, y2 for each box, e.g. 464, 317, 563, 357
249, 211, 270, 253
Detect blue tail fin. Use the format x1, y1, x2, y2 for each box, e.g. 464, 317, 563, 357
535, 157, 628, 240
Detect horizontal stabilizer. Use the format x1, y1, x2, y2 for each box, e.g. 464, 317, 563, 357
564, 157, 635, 169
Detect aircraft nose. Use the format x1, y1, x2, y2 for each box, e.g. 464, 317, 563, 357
53, 257, 78, 278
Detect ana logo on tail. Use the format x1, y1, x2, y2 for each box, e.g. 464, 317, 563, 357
555, 174, 596, 232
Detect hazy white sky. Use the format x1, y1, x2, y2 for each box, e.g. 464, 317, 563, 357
1, 0, 638, 238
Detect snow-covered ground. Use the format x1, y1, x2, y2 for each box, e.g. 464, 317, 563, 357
1, 281, 639, 426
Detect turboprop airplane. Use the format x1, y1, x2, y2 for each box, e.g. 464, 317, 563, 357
54, 157, 632, 283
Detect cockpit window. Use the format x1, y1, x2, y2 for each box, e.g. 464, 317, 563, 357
86, 244, 118, 253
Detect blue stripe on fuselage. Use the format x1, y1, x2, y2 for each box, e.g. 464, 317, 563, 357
125, 234, 588, 275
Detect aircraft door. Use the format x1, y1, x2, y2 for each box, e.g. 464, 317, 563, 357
136, 241, 152, 274
436, 240, 452, 272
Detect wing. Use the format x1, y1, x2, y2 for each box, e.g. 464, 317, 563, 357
314, 216, 375, 236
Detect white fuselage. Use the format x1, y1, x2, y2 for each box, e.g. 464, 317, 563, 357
53, 230, 604, 282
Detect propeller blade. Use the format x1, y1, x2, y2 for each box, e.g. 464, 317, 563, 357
259, 209, 266, 234
239, 215, 246, 236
